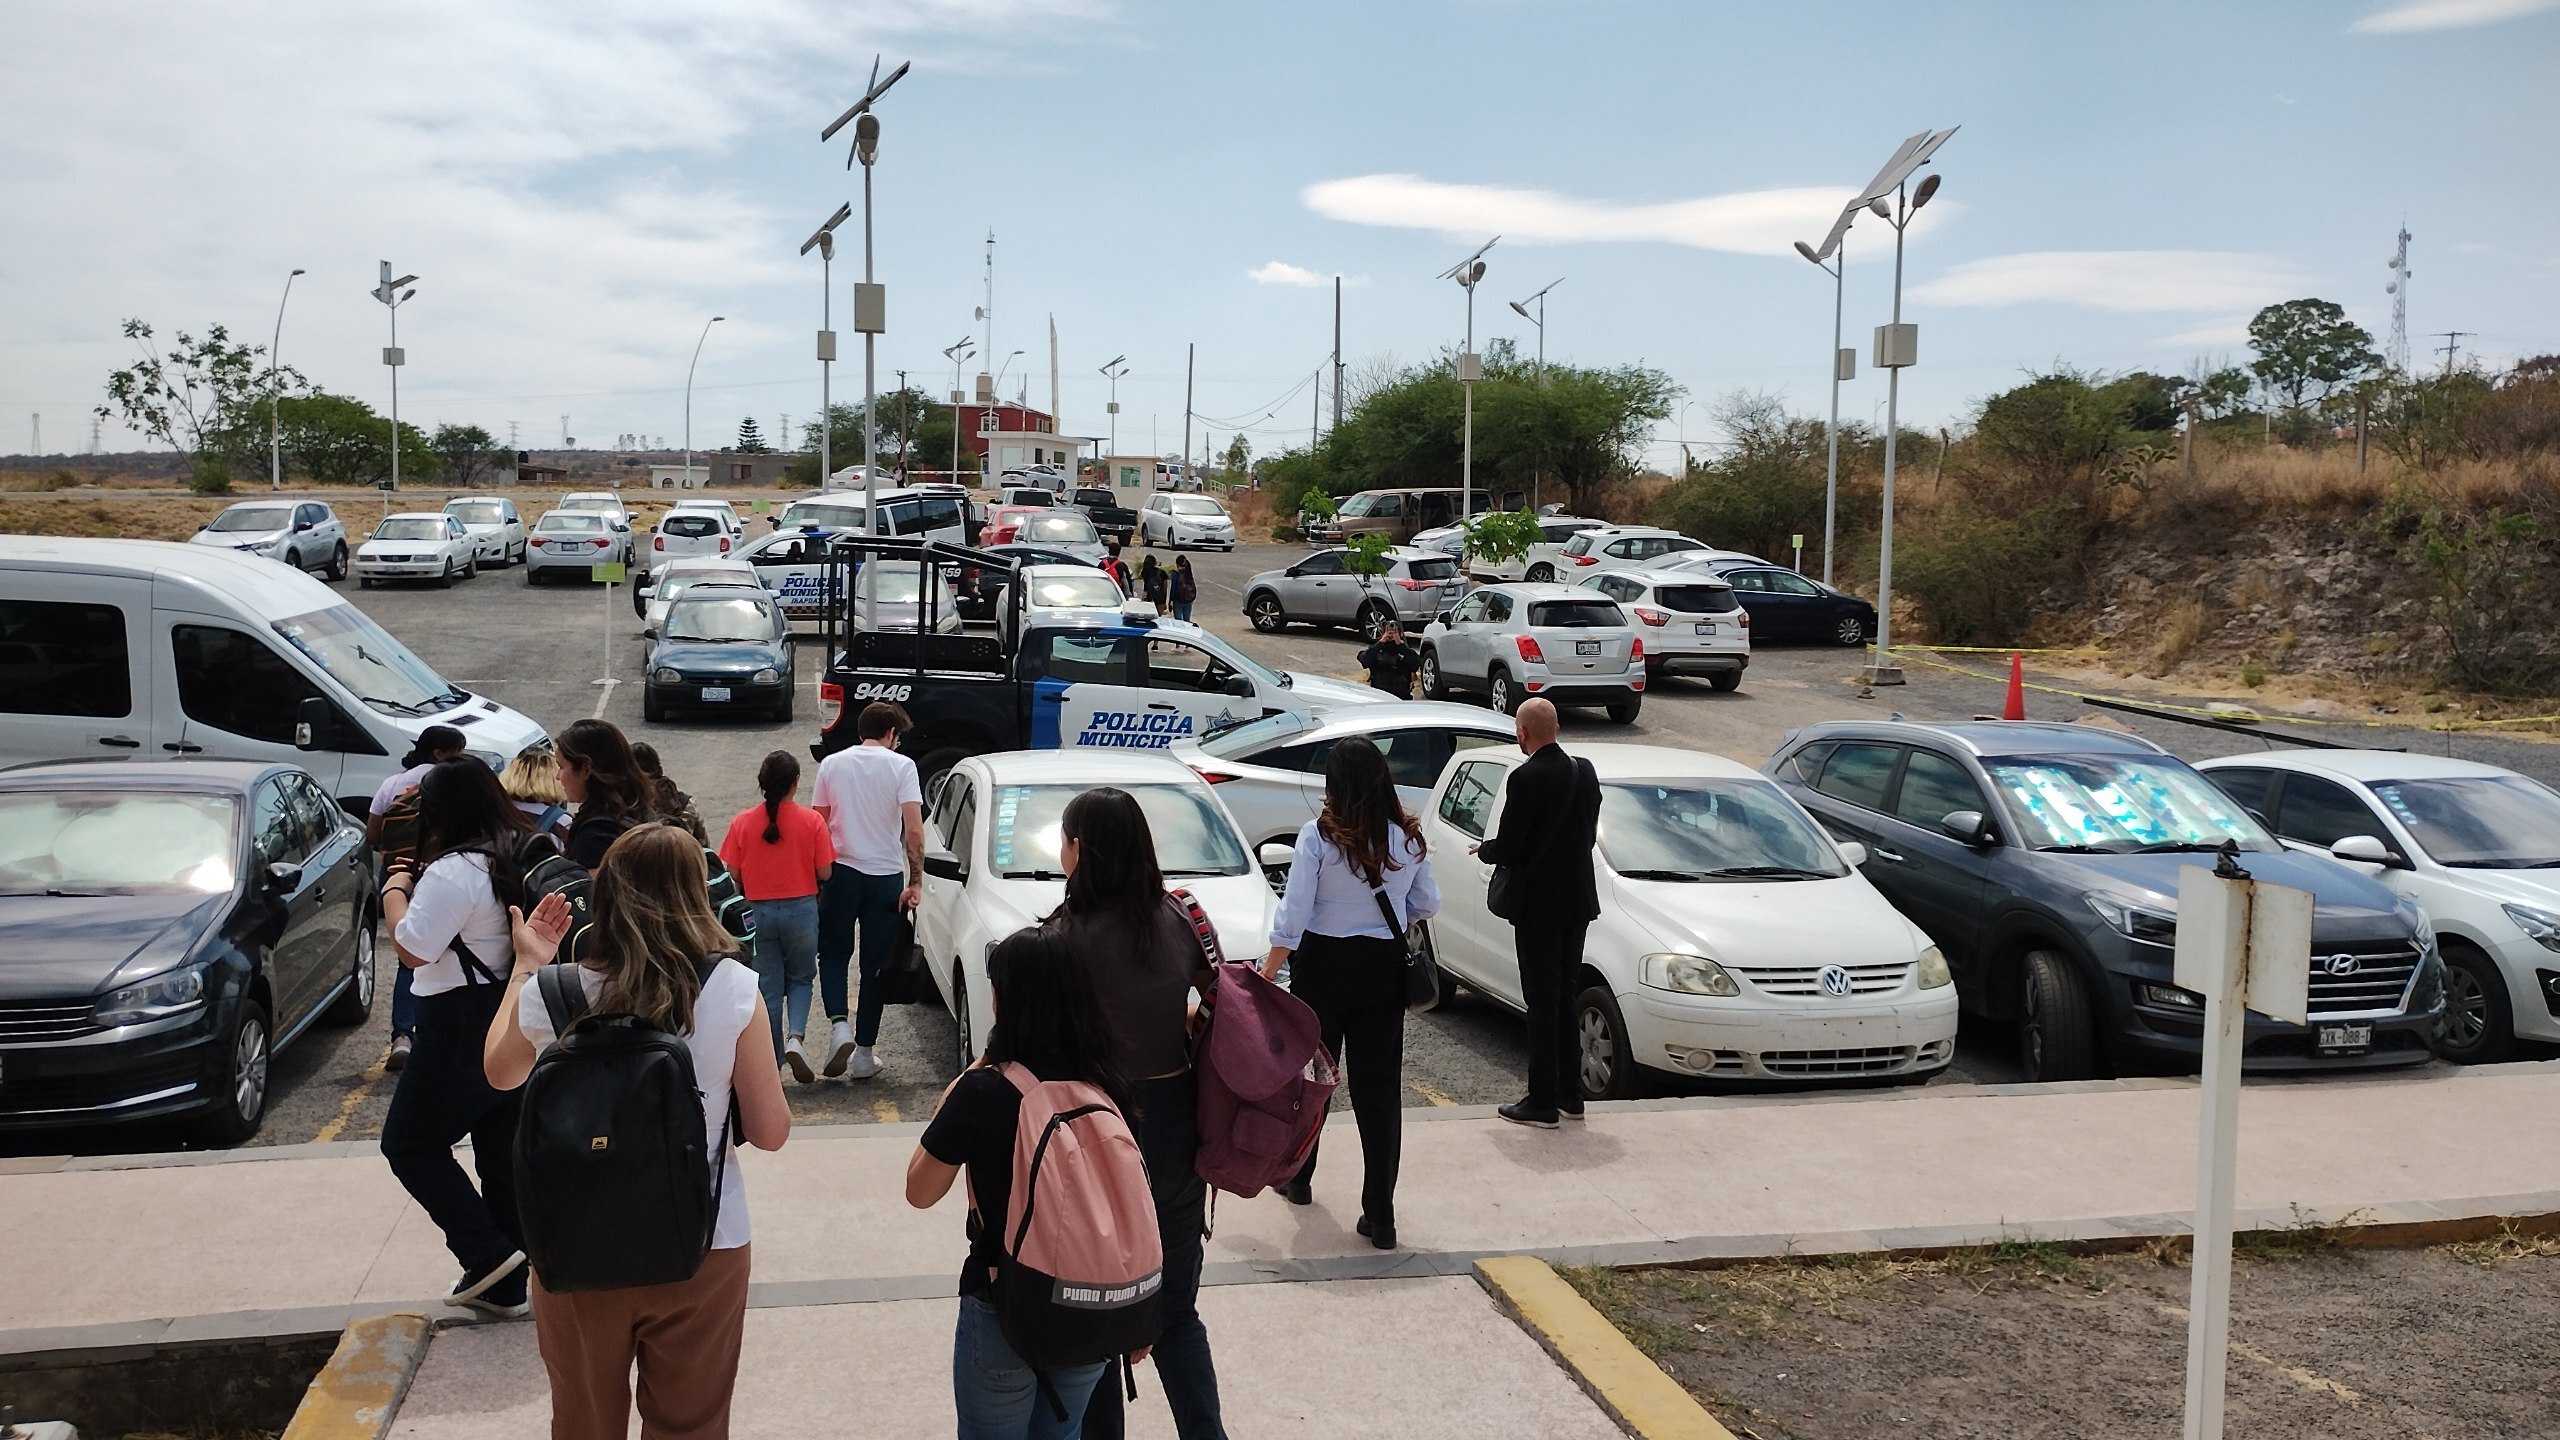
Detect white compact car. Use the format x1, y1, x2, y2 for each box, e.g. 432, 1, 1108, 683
442, 497, 527, 568
354, 513, 478, 588
637, 558, 760, 638
1557, 525, 1711, 578
850, 560, 965, 635
1000, 564, 1132, 649
2195, 751, 2560, 1064
1419, 583, 1644, 721
1138, 493, 1238, 551
524, 508, 629, 583
914, 750, 1280, 1064
188, 500, 349, 580
1469, 514, 1609, 583
1580, 568, 1750, 691
555, 491, 633, 530
1009, 510, 1109, 565
670, 498, 745, 536
651, 508, 735, 566
1415, 741, 1958, 1096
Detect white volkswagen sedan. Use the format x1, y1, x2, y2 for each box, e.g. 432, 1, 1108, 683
914, 751, 1280, 1065
354, 512, 478, 588
1416, 742, 1957, 1098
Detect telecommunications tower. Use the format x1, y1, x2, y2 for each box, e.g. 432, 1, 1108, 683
2385, 225, 2412, 377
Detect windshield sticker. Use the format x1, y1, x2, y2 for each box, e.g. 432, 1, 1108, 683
2372, 783, 2420, 825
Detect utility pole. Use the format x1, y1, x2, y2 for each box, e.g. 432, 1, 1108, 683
1182, 343, 1194, 483
2434, 331, 2469, 377
1332, 277, 1344, 431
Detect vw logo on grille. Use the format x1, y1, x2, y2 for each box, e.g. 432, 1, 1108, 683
1817, 965, 1853, 997
2322, 953, 2363, 977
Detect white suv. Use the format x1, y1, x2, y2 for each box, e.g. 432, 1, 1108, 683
1139, 493, 1237, 550
1582, 568, 1749, 691
1419, 582, 1644, 722
1558, 525, 1709, 577
1470, 514, 1609, 583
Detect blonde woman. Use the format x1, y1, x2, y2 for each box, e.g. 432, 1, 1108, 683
498, 743, 568, 838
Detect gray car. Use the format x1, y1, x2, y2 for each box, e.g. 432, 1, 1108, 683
1764, 720, 2445, 1083
1243, 546, 1466, 641
187, 500, 349, 580
524, 508, 630, 583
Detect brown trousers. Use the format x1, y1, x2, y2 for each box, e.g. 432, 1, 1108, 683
531, 1243, 752, 1440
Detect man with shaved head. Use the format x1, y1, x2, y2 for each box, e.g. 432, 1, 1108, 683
1473, 698, 1602, 1127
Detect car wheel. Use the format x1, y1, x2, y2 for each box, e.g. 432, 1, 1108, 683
1141, 529, 1154, 548
195, 999, 271, 1146
1357, 602, 1393, 643
463, 553, 478, 580
1834, 614, 1869, 647
643, 691, 666, 723
325, 922, 377, 1026
327, 543, 349, 580
1247, 593, 1287, 634
525, 567, 540, 586
1707, 670, 1742, 693
1420, 647, 1448, 700
914, 744, 973, 792
1605, 695, 1642, 724
774, 686, 795, 725
282, 547, 302, 571
632, 581, 648, 617
2433, 943, 2515, 1065
952, 970, 974, 1069
1577, 985, 1638, 1101
435, 560, 454, 589
1487, 667, 1518, 716
1526, 563, 1555, 583
359, 577, 375, 590
2019, 949, 2099, 1083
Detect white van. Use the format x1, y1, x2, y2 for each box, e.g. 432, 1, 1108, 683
772, 488, 967, 546
0, 538, 549, 815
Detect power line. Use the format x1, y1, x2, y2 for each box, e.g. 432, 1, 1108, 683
2433, 331, 2470, 376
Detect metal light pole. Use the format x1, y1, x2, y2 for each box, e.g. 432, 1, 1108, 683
683, 316, 724, 487
371, 262, 418, 498
1100, 355, 1128, 458
1508, 276, 1560, 509
1793, 239, 1852, 586
1440, 237, 1497, 521
822, 54, 908, 531
1865, 171, 1942, 686
799, 202, 852, 486
944, 337, 974, 483
268, 268, 304, 490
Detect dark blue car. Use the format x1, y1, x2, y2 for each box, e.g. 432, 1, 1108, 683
643, 585, 795, 723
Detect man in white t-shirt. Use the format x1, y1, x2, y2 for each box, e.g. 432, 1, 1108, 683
808, 701, 923, 1080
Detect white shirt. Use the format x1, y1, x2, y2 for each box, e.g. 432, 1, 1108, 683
810, 742, 920, 876
370, 762, 436, 817
516, 958, 759, 1250
393, 853, 514, 997
1269, 820, 1441, 951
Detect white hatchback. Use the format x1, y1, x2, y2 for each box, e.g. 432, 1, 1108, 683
1469, 514, 1609, 583
1418, 583, 1645, 721
999, 564, 1132, 649
442, 497, 526, 567
354, 512, 477, 588
1418, 741, 1958, 1096
1557, 525, 1711, 578
652, 508, 737, 566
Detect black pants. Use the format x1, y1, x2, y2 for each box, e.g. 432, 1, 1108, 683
1083, 1073, 1226, 1440
1288, 932, 1407, 1227
1514, 920, 1590, 1114
379, 981, 524, 1275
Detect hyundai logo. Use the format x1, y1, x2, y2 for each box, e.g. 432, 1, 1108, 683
2322, 953, 2362, 978
1817, 965, 1853, 997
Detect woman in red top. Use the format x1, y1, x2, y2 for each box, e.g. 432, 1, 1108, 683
719, 751, 836, 1078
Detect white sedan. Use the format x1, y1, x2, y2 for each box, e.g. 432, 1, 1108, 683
443, 497, 527, 567
1417, 741, 1957, 1098
354, 512, 478, 589
998, 564, 1130, 649
914, 751, 1281, 1065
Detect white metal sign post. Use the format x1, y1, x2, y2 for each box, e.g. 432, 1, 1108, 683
2171, 845, 2313, 1440
594, 562, 628, 696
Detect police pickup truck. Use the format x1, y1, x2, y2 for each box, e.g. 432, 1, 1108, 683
810, 535, 1386, 781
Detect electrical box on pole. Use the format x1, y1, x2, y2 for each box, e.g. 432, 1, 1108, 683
1873, 324, 1917, 370
1455, 353, 1483, 382
852, 284, 886, 335
1836, 348, 1857, 382
816, 331, 837, 362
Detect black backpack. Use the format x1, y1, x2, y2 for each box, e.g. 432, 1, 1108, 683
538, 820, 754, 966
513, 962, 732, 1293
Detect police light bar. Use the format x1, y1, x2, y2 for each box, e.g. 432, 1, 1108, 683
1119, 599, 1160, 625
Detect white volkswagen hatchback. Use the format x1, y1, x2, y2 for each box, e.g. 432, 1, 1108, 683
354, 512, 477, 588
1415, 741, 1957, 1098
914, 751, 1280, 1065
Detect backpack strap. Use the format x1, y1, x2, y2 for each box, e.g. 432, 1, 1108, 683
449, 938, 504, 987
1168, 888, 1225, 968
535, 802, 567, 834
535, 962, 591, 1036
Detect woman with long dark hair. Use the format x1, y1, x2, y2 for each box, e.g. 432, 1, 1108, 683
378, 759, 541, 1318
717, 750, 835, 1073
907, 928, 1133, 1436
1045, 787, 1227, 1440
554, 718, 655, 868
1258, 736, 1438, 1250
630, 740, 708, 843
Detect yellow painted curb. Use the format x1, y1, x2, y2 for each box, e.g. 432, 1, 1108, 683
1475, 1256, 1738, 1440
279, 1312, 434, 1440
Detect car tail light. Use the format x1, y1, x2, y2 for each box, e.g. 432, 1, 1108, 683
1188, 764, 1241, 784
819, 682, 844, 729
1632, 607, 1668, 627
530, 536, 547, 548
1514, 635, 1544, 664
1394, 578, 1436, 591
1738, 611, 1751, 629
1568, 553, 1598, 566
654, 535, 665, 551
1631, 637, 1645, 660
719, 537, 731, 553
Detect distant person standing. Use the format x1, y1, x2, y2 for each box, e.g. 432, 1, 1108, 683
498, 743, 570, 840
809, 702, 923, 1081
1355, 622, 1421, 698
719, 751, 836, 1075
1475, 699, 1600, 1128
1169, 556, 1198, 622
1140, 554, 1169, 611
553, 719, 657, 869
630, 741, 708, 844
1102, 542, 1133, 595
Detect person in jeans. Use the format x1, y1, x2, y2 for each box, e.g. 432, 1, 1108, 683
1045, 788, 1225, 1440
718, 750, 835, 1077
1169, 557, 1197, 622
483, 824, 792, 1440
378, 759, 539, 1318
908, 928, 1134, 1438
1260, 737, 1438, 1250
1475, 699, 1601, 1128
809, 701, 923, 1081
369, 725, 467, 1073
554, 719, 656, 869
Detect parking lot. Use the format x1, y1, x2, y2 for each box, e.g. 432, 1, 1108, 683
19, 518, 2554, 1157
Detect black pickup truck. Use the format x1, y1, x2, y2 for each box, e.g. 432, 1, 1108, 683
1067, 486, 1139, 544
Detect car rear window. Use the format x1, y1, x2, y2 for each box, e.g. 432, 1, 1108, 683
1527, 600, 1623, 628
1561, 533, 1595, 555
1403, 558, 1458, 581
539, 513, 604, 533
1653, 584, 1739, 614
662, 515, 721, 539
1073, 490, 1117, 506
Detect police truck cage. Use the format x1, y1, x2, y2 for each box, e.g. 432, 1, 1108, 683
812, 531, 1024, 734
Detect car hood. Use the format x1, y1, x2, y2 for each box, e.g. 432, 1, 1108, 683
2429, 865, 2560, 913
2049, 849, 2411, 943
649, 640, 783, 672
191, 529, 289, 548
403, 696, 547, 769
0, 891, 226, 999
1280, 672, 1393, 709
975, 874, 1275, 958
1608, 871, 1929, 968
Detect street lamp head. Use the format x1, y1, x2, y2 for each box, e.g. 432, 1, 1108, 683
817, 232, 834, 260
712, 316, 726, 324
1793, 240, 1821, 265
1508, 300, 1531, 319
854, 112, 880, 167
1911, 172, 1942, 210
399, 289, 415, 302
290, 268, 306, 277
1867, 197, 1892, 221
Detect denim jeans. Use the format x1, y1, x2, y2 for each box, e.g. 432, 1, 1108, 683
1082, 1074, 1223, 1440
817, 865, 903, 1046
380, 983, 523, 1276
1170, 600, 1194, 622
751, 894, 820, 1060
390, 964, 417, 1039
953, 1294, 1108, 1440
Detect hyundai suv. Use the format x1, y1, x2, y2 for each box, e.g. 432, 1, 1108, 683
1419, 583, 1644, 721
1764, 721, 2443, 1082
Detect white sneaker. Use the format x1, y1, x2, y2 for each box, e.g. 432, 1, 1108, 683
845, 1044, 881, 1080
822, 1020, 855, 1077
783, 1036, 814, 1084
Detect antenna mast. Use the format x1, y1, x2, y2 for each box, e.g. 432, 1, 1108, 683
2385, 225, 2412, 377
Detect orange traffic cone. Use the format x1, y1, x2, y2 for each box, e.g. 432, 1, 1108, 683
2002, 652, 2027, 721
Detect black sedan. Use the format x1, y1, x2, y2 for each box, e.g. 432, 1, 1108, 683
0, 759, 374, 1143
954, 542, 1107, 622
644, 585, 796, 723
1704, 563, 1876, 646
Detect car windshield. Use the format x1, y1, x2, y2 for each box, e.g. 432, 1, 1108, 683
1027, 572, 1124, 609
1169, 497, 1224, 516
0, 791, 239, 897
538, 513, 604, 534
1197, 711, 1315, 760
1988, 755, 2274, 853
664, 597, 774, 643
1529, 600, 1623, 628
449, 503, 505, 526
1022, 515, 1098, 543
209, 507, 291, 533
992, 783, 1248, 879
660, 573, 747, 604
855, 564, 927, 604
273, 603, 467, 716
782, 503, 866, 529
2368, 775, 2560, 867
373, 519, 445, 541
1598, 780, 1846, 880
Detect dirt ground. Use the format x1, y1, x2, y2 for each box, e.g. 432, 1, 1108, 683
1567, 1231, 2560, 1440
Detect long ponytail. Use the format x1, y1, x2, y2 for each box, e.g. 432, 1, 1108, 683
757, 750, 800, 844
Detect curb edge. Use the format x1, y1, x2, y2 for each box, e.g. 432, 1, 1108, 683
278, 1311, 433, 1440
1475, 1255, 1736, 1440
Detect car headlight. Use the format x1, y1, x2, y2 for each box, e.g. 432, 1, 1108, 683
1916, 945, 1952, 989
466, 749, 505, 771
752, 667, 781, 685
653, 667, 682, 685
97, 966, 207, 1026
2505, 902, 2560, 954
2393, 896, 2437, 956
1639, 952, 1739, 997
2087, 893, 2178, 946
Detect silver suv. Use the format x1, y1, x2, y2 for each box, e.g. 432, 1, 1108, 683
1243, 546, 1465, 641
1419, 582, 1644, 721
1581, 568, 1749, 691
188, 500, 349, 580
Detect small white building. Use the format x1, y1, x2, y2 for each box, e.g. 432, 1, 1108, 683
648, 465, 709, 489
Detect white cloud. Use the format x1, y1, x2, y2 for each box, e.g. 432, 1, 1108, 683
2350, 0, 2557, 33
1911, 251, 2309, 313
1248, 261, 1330, 287
2151, 317, 2256, 350
1301, 173, 1930, 257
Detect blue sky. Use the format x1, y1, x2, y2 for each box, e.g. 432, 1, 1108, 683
5, 0, 2555, 469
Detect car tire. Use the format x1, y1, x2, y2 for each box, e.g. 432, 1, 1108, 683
914, 744, 973, 792
1420, 647, 1448, 700
2019, 949, 2099, 1083
2433, 942, 2515, 1065
525, 567, 540, 586
1247, 593, 1287, 634
1526, 563, 1555, 583
436, 561, 454, 589
1141, 529, 1154, 548
359, 577, 375, 590
1357, 602, 1393, 643
1606, 696, 1642, 724
463, 554, 478, 580
327, 543, 349, 581
1577, 984, 1639, 1102
951, 970, 974, 1069
643, 691, 666, 723
195, 998, 271, 1146
325, 921, 378, 1026
1834, 615, 1868, 647
774, 687, 795, 725
1707, 670, 1742, 693
282, 547, 302, 571
1487, 667, 1519, 716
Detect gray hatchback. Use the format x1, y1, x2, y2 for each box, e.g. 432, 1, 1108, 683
1243, 546, 1465, 641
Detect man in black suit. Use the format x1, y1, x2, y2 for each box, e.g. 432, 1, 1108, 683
1473, 698, 1601, 1127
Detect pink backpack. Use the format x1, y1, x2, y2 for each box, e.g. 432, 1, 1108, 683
984, 1063, 1165, 1371
1182, 892, 1340, 1198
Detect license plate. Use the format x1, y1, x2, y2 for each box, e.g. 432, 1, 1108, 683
1694, 622, 1715, 635
700, 686, 731, 702
1575, 639, 1599, 656
2316, 1023, 2373, 1052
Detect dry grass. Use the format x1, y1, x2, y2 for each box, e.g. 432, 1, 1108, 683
0, 495, 232, 540
2147, 595, 2211, 675
2444, 1221, 2560, 1267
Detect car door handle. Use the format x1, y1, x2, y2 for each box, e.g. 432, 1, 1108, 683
1872, 846, 1906, 863
96, 735, 141, 749
162, 741, 204, 754
1147, 702, 1179, 712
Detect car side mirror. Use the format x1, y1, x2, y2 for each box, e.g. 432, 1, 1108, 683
1222, 675, 1256, 698
1256, 840, 1296, 871
294, 518, 313, 532
294, 696, 331, 751
1940, 809, 1995, 848
1435, 610, 1455, 627
1834, 840, 1869, 868
264, 861, 303, 894
922, 848, 964, 882
2331, 834, 2404, 869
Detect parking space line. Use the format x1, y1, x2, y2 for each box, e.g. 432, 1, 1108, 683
309, 1058, 390, 1145
588, 677, 619, 719
868, 1099, 902, 1124
1410, 1080, 1458, 1108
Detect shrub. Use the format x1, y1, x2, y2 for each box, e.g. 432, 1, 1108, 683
188, 460, 232, 496
1892, 499, 2089, 645
2241, 663, 2267, 688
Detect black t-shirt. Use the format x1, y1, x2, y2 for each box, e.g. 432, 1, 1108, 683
920, 1055, 1083, 1297
567, 811, 643, 870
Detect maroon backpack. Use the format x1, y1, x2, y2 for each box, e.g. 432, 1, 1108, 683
1174, 891, 1338, 1199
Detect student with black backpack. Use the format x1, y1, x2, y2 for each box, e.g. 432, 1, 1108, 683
553, 719, 656, 868
483, 823, 791, 1440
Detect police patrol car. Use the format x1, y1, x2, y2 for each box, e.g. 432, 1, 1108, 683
735, 525, 845, 630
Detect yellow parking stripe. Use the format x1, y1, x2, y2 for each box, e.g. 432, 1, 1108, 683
1410, 1080, 1458, 1108
309, 1058, 390, 1145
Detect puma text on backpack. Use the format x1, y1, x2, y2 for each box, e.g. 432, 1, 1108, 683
513, 962, 731, 1293
1178, 892, 1339, 1199
985, 1063, 1164, 1372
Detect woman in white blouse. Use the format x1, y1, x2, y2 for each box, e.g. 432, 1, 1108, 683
1259, 736, 1439, 1251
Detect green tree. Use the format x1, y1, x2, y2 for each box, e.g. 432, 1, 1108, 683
1656, 393, 1832, 560
1222, 434, 1251, 478
735, 417, 770, 453
431, 423, 505, 487
279, 393, 436, 489
2247, 299, 2380, 416
97, 319, 302, 493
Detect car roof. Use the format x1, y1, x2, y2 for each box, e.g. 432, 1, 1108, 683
1020, 563, 1119, 579
0, 756, 288, 791
0, 536, 346, 616
561, 492, 623, 502
1571, 742, 1770, 782
533, 509, 605, 525
218, 500, 295, 513
1584, 523, 1681, 536
442, 497, 506, 507
1295, 700, 1517, 738
668, 498, 735, 510
1605, 567, 1735, 589
380, 511, 451, 523
967, 749, 1207, 787
1476, 582, 1618, 600
2193, 749, 2522, 783
662, 558, 755, 575
1785, 719, 2171, 759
